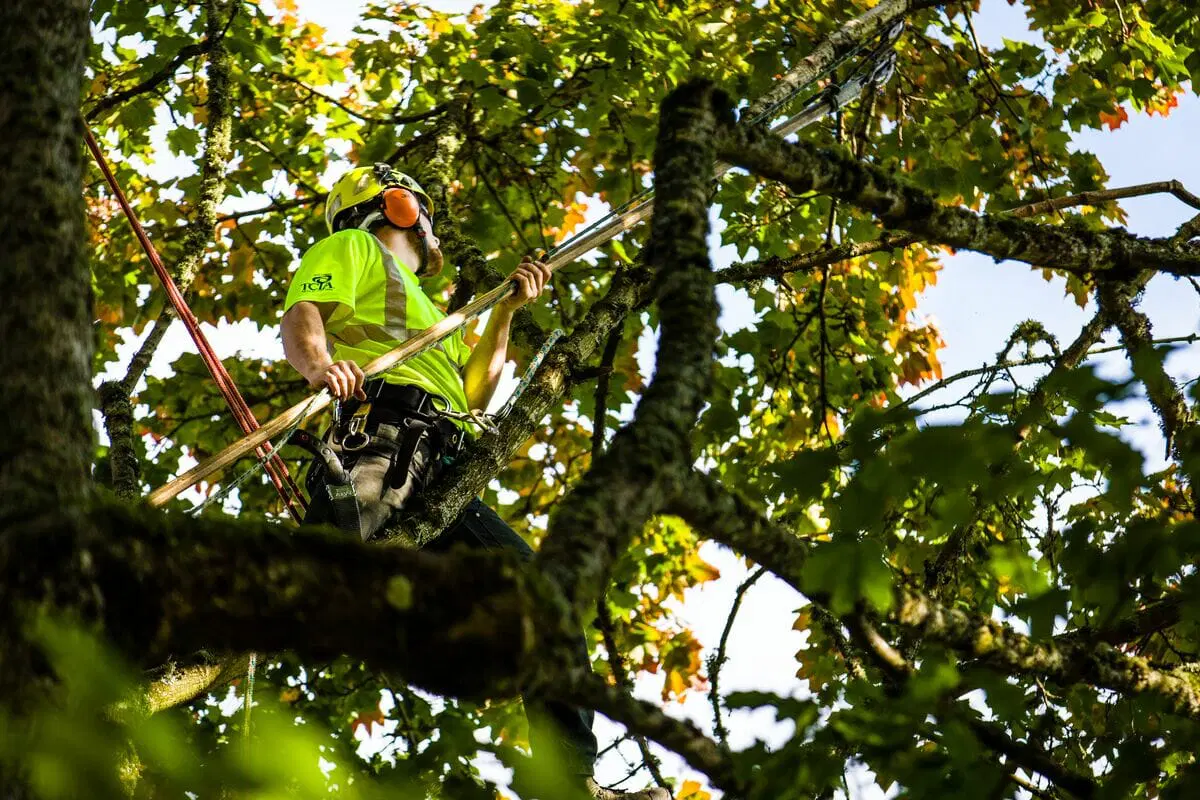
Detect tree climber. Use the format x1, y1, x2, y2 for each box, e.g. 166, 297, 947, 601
280, 164, 672, 800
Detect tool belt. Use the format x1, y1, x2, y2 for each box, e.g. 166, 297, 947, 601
291, 381, 467, 541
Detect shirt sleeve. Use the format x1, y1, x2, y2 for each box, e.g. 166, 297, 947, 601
283, 230, 372, 321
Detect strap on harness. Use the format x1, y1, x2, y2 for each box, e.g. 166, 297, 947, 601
289, 428, 362, 533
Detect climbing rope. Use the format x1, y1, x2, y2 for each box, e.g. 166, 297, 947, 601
243, 651, 257, 752
495, 328, 565, 419
85, 129, 308, 522
185, 391, 322, 517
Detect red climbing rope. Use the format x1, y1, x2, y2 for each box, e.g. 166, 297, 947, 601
85, 128, 307, 522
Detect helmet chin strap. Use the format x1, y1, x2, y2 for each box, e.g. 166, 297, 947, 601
412, 222, 432, 276
358, 209, 435, 277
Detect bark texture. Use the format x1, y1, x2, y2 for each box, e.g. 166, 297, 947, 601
0, 0, 92, 794
538, 80, 726, 615
716, 125, 1200, 277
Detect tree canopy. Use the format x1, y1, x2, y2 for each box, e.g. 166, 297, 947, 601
2, 0, 1200, 798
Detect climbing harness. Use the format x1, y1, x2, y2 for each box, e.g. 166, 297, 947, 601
282, 328, 562, 539
144, 16, 908, 509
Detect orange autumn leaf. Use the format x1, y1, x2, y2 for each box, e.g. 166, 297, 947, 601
1098, 106, 1128, 130
350, 706, 387, 736
1147, 92, 1180, 118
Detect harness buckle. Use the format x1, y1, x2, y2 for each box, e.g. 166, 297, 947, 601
341, 401, 372, 452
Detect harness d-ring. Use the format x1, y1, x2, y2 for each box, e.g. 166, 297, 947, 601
341, 402, 372, 451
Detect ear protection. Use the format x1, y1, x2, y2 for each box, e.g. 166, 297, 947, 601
381, 186, 423, 229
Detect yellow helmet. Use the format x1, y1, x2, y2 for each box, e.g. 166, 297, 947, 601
324, 164, 435, 234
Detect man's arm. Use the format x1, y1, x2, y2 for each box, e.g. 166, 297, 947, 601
462, 258, 552, 411
281, 301, 366, 401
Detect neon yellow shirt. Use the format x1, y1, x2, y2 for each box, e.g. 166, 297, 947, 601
284, 229, 472, 417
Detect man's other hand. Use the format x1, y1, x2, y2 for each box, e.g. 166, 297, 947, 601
309, 360, 367, 401
499, 257, 552, 311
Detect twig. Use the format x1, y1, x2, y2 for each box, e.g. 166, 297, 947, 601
472, 152, 535, 253
889, 334, 1200, 416
211, 195, 321, 226
269, 70, 449, 126
591, 324, 625, 459
708, 566, 766, 748
594, 591, 669, 789
1005, 180, 1200, 219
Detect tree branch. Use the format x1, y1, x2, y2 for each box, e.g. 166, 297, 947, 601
667, 471, 1200, 721
744, 0, 946, 121
98, 0, 240, 503
715, 125, 1200, 277
1004, 180, 1200, 219
66, 502, 542, 700
98, 381, 141, 499
558, 670, 743, 796
87, 41, 211, 122
1052, 595, 1185, 649
1097, 278, 1193, 459
895, 589, 1200, 719
715, 232, 916, 284
389, 265, 654, 548
537, 81, 726, 615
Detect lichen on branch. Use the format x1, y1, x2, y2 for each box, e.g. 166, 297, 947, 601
715, 125, 1200, 277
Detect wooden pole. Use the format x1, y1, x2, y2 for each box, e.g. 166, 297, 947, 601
147, 55, 874, 509
145, 208, 646, 508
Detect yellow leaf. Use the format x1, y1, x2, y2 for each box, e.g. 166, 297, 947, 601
677, 780, 712, 800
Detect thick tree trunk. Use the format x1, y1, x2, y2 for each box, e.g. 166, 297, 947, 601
0, 0, 93, 794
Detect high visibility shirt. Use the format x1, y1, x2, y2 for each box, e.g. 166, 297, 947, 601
283, 229, 472, 417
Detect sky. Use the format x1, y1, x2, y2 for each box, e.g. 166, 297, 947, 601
110, 0, 1200, 797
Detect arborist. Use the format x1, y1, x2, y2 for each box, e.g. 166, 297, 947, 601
280, 163, 672, 800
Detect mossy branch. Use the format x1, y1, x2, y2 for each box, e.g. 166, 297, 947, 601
97, 0, 240, 499
715, 125, 1200, 277
537, 81, 726, 615
668, 470, 1200, 722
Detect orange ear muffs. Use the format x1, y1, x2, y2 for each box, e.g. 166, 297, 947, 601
381, 187, 422, 229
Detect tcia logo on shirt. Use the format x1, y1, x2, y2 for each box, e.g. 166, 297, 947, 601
300, 274, 334, 292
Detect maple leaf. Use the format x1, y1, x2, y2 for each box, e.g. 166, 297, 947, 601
1147, 92, 1180, 118
350, 705, 387, 737
794, 640, 838, 692
1098, 106, 1129, 130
